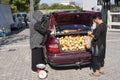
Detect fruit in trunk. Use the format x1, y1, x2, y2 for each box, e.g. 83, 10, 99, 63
57, 35, 91, 51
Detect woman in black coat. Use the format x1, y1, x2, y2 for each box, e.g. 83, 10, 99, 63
88, 12, 107, 76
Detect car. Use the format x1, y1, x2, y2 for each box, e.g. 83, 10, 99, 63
11, 14, 24, 29
11, 12, 29, 29
16, 12, 29, 27
42, 10, 97, 67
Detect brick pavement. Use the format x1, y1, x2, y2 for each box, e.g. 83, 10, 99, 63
0, 29, 120, 80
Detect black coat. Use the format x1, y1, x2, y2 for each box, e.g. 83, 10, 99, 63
92, 23, 107, 58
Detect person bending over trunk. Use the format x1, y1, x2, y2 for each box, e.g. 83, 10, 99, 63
30, 10, 50, 72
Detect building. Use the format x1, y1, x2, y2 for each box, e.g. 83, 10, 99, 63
60, 0, 70, 5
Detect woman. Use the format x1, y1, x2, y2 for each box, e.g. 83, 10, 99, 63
29, 11, 50, 72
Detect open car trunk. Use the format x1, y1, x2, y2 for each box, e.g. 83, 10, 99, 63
49, 11, 94, 52
48, 11, 95, 29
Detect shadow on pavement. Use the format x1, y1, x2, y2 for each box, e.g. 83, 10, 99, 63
11, 27, 29, 35
0, 27, 29, 47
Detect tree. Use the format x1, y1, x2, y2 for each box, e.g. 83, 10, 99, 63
9, 0, 40, 13
40, 3, 49, 7
9, 0, 30, 13
39, 3, 81, 10
0, 0, 9, 4
40, 3, 49, 9
34, 0, 40, 10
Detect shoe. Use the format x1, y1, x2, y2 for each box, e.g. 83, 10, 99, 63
90, 73, 100, 77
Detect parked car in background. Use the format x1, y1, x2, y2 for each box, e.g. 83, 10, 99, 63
11, 12, 29, 29
42, 10, 97, 67
16, 12, 29, 27
11, 14, 24, 29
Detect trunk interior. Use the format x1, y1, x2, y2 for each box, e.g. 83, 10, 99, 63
55, 24, 91, 52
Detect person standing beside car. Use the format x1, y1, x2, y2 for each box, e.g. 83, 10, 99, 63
88, 12, 107, 76
29, 10, 50, 72
24, 14, 28, 28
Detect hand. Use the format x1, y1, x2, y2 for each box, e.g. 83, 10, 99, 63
86, 45, 91, 49
87, 31, 93, 36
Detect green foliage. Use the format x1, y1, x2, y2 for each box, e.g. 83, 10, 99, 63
34, 0, 40, 10
9, 0, 40, 13
9, 0, 30, 13
40, 3, 81, 10
0, 0, 10, 4
10, 4, 17, 12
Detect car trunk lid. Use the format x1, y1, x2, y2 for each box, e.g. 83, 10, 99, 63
49, 10, 95, 29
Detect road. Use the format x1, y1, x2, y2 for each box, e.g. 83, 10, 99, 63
0, 28, 120, 80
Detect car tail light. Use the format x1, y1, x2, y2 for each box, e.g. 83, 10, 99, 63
48, 44, 60, 53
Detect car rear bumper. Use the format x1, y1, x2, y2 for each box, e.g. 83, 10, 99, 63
49, 60, 91, 67
47, 51, 91, 67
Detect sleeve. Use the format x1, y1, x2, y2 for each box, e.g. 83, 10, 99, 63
34, 22, 48, 36
93, 26, 101, 41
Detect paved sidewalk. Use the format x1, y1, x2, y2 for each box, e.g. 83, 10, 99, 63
0, 29, 120, 80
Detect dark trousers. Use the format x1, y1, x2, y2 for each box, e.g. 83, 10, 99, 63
92, 55, 104, 72
31, 47, 46, 72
